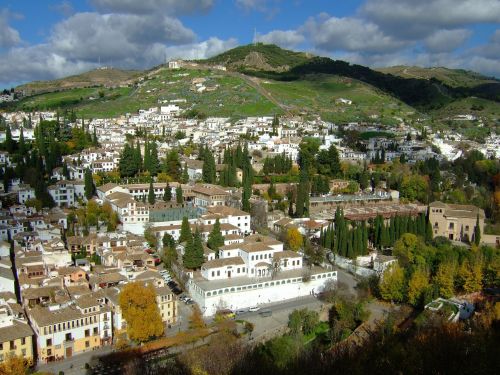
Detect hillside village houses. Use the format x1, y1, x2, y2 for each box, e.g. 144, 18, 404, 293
0, 100, 498, 366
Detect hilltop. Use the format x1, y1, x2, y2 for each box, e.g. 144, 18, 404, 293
16, 67, 140, 96
202, 43, 313, 72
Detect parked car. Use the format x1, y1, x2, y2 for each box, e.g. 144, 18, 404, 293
172, 287, 183, 295
248, 306, 261, 312
167, 281, 177, 288
235, 309, 248, 315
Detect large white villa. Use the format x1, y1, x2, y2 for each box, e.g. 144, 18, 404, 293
188, 234, 337, 316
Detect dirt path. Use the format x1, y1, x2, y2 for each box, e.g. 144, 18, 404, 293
228, 71, 293, 115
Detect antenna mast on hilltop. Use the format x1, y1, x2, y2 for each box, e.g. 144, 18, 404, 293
253, 28, 257, 45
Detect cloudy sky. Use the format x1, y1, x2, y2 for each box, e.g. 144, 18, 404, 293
0, 0, 499, 88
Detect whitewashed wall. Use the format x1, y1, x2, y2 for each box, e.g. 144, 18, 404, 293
189, 272, 337, 316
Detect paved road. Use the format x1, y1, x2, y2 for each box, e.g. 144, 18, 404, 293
36, 346, 112, 375
236, 295, 324, 342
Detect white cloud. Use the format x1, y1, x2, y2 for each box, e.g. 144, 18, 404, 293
0, 44, 96, 87
303, 15, 406, 53
0, 9, 21, 48
49, 12, 196, 63
362, 0, 500, 38
91, 0, 214, 15
256, 30, 304, 49
236, 0, 269, 12
52, 1, 75, 17
424, 29, 472, 52
163, 37, 238, 60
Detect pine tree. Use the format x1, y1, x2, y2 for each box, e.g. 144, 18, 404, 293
84, 168, 94, 200
163, 183, 172, 202
176, 186, 183, 204
207, 219, 225, 254
148, 180, 155, 205
179, 217, 192, 243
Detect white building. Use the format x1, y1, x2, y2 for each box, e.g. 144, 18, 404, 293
188, 234, 337, 316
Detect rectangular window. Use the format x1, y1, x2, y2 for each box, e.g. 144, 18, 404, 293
94, 327, 98, 335
85, 329, 90, 337
21, 338, 26, 345
85, 341, 90, 348
46, 339, 52, 347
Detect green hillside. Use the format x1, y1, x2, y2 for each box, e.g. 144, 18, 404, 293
2, 44, 498, 133
375, 66, 498, 88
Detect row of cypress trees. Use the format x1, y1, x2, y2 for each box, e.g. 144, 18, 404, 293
320, 207, 434, 259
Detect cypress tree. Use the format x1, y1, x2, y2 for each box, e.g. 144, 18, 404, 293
4, 126, 15, 153
133, 140, 142, 174
361, 221, 368, 254
149, 142, 160, 176
207, 219, 225, 254
84, 168, 94, 200
287, 190, 294, 217
425, 211, 433, 243
389, 217, 395, 244
181, 164, 189, 183
179, 217, 192, 243
163, 183, 172, 202
202, 147, 216, 183
182, 234, 196, 269
193, 228, 205, 268
473, 214, 481, 246
119, 143, 136, 177
18, 127, 25, 155
148, 180, 155, 204
176, 186, 183, 204
143, 139, 150, 173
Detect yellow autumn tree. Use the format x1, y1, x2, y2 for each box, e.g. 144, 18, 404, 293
434, 262, 456, 298
286, 228, 303, 252
379, 263, 405, 302
0, 355, 31, 375
407, 268, 429, 306
458, 259, 483, 294
119, 282, 164, 343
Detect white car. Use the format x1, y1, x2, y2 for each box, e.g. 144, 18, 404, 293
248, 306, 261, 312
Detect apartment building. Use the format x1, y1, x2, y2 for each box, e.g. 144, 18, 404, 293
0, 300, 34, 363
28, 295, 112, 363
429, 201, 485, 242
